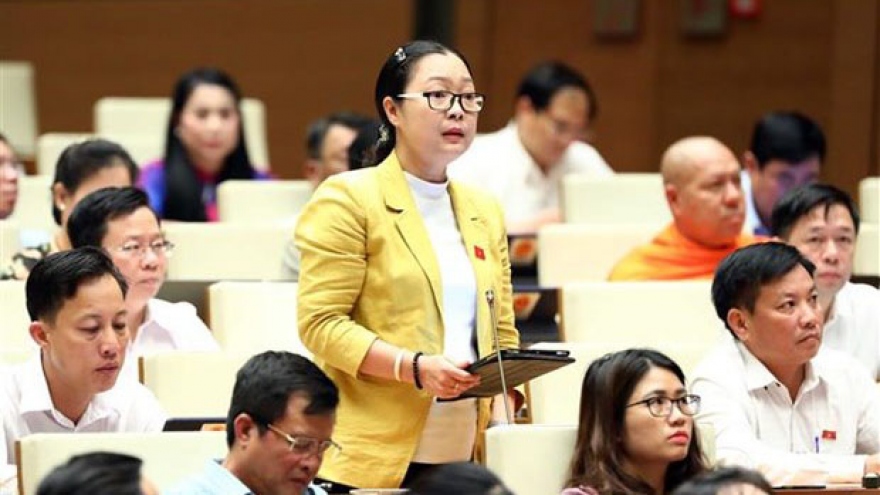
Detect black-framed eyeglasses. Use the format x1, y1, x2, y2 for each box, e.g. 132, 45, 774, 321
395, 90, 485, 113
265, 423, 341, 457
114, 240, 175, 259
626, 394, 701, 417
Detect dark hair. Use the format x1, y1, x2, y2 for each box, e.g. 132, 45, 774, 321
712, 242, 816, 336
52, 139, 139, 225
163, 67, 256, 222
226, 351, 339, 447
371, 40, 473, 166
567, 349, 706, 495
516, 61, 597, 121
305, 111, 372, 160
68, 187, 156, 249
26, 247, 128, 323
771, 183, 860, 239
749, 111, 826, 169
671, 466, 773, 495
410, 462, 514, 495
348, 119, 382, 170
37, 452, 145, 495
0, 132, 9, 146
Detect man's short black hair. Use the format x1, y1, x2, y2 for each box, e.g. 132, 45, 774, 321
712, 243, 815, 336
37, 452, 144, 495
68, 187, 156, 249
516, 61, 598, 120
226, 351, 339, 447
26, 247, 128, 323
749, 111, 826, 169
770, 183, 860, 239
672, 466, 773, 495
305, 111, 373, 160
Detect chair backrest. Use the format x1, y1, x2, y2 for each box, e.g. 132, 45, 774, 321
854, 223, 879, 277
162, 222, 292, 281
485, 424, 577, 494
208, 281, 308, 356
861, 177, 879, 223
16, 431, 226, 495
35, 133, 93, 177
528, 342, 712, 426
0, 61, 38, 158
562, 173, 670, 227
0, 281, 35, 358
0, 219, 20, 263
538, 224, 656, 286
8, 175, 54, 235
217, 180, 312, 223
94, 97, 269, 170
561, 280, 725, 345
139, 352, 250, 417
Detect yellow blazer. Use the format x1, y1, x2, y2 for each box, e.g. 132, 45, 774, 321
295, 152, 520, 488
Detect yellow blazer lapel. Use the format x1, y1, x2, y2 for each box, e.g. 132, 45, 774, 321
449, 182, 493, 355
379, 154, 445, 318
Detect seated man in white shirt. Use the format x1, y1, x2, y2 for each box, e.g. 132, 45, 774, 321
167, 351, 339, 495
770, 183, 880, 378
691, 242, 880, 486
448, 61, 612, 233
0, 247, 167, 465
741, 111, 825, 235
67, 186, 219, 379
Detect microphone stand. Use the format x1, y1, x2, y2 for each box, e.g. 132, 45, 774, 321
486, 289, 513, 425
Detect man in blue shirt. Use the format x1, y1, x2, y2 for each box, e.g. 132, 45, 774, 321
740, 111, 825, 235
166, 351, 339, 495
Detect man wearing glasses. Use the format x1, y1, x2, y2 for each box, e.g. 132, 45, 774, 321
448, 61, 612, 234
67, 186, 218, 381
692, 242, 880, 486
168, 351, 339, 495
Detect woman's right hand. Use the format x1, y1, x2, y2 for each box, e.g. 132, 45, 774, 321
417, 355, 481, 399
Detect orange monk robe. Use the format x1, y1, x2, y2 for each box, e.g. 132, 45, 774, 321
608, 223, 763, 281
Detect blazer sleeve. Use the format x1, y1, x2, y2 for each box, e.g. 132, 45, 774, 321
295, 177, 378, 377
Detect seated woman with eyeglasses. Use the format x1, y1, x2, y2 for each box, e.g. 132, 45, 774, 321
563, 349, 707, 495
67, 186, 218, 376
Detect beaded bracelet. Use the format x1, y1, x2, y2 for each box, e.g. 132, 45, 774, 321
413, 352, 424, 390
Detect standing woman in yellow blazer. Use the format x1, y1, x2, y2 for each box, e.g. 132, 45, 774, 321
296, 40, 521, 491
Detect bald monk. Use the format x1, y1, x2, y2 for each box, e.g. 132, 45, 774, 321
608, 136, 761, 281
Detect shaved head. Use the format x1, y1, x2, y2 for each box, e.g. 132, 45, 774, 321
661, 137, 734, 187
662, 136, 745, 247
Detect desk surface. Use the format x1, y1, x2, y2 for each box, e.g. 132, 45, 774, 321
779, 486, 880, 494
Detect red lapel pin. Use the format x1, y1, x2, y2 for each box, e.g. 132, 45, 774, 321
474, 246, 485, 260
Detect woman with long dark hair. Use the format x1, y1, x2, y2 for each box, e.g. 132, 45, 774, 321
139, 68, 269, 222
564, 349, 707, 495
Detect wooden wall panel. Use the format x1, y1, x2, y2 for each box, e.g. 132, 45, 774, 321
456, 0, 880, 199
0, 0, 412, 179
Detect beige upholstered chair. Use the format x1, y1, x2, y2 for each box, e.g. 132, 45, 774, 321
208, 281, 308, 357
138, 352, 250, 418
16, 431, 226, 494
0, 61, 38, 158
537, 224, 656, 285
35, 133, 93, 177
854, 223, 879, 277
217, 180, 312, 223
561, 173, 670, 227
860, 177, 879, 223
0, 281, 35, 363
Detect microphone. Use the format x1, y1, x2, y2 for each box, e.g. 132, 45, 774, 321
486, 289, 513, 425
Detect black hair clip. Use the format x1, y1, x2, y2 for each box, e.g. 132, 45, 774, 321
394, 47, 406, 62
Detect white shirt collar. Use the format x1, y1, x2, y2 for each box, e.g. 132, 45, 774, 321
736, 340, 821, 396
18, 353, 119, 427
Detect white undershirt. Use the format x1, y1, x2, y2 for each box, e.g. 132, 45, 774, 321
404, 172, 478, 463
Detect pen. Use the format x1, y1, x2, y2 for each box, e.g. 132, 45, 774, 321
814, 435, 820, 453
